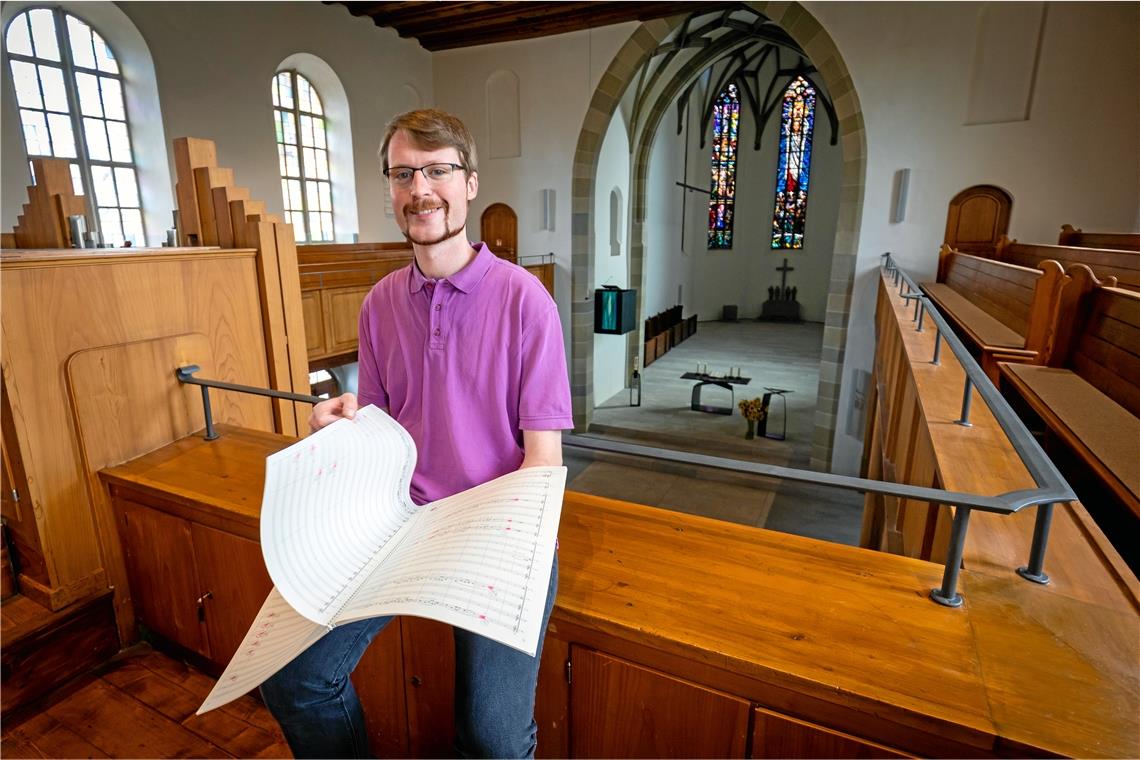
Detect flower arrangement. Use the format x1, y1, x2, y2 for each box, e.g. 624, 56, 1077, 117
738, 397, 768, 422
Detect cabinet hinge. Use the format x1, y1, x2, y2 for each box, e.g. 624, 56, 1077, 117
565, 659, 572, 685
10, 488, 18, 503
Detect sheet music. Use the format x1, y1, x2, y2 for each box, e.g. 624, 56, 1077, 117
198, 405, 565, 715
337, 466, 564, 654
260, 406, 419, 625
197, 588, 327, 714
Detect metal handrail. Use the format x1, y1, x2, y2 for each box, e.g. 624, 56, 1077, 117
176, 254, 1075, 607
563, 253, 1076, 606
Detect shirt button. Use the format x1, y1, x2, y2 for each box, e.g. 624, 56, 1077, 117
434, 304, 441, 311
434, 328, 441, 336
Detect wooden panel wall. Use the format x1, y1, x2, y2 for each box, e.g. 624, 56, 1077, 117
0, 249, 274, 634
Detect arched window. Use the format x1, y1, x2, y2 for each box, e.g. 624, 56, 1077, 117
707, 83, 740, 250
6, 7, 144, 245
273, 70, 333, 242
770, 76, 816, 250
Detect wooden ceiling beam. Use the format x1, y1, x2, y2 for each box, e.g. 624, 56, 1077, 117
332, 1, 741, 52
368, 1, 500, 28
413, 4, 728, 51
393, 1, 598, 38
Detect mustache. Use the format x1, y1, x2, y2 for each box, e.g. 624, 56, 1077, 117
405, 199, 448, 214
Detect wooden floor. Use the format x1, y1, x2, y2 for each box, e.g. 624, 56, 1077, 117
1, 646, 291, 759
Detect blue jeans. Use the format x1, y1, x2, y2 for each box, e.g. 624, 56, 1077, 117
261, 557, 558, 759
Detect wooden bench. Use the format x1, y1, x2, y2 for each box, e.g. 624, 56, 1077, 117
922, 246, 1065, 383
998, 265, 1140, 520
996, 234, 1140, 292
1058, 224, 1140, 252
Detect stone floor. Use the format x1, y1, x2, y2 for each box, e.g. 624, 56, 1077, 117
566, 320, 864, 547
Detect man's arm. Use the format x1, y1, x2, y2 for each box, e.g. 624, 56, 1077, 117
520, 429, 563, 468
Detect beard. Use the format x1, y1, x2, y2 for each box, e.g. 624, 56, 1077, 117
401, 198, 466, 246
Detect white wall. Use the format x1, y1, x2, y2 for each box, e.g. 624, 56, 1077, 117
592, 111, 631, 405
644, 110, 688, 318
802, 1, 1140, 472
1, 1, 433, 242
431, 22, 640, 356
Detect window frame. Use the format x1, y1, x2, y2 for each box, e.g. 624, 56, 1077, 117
272, 69, 334, 243
4, 5, 146, 246
706, 81, 741, 251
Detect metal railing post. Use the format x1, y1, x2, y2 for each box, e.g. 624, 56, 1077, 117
916, 301, 925, 332
1017, 502, 1055, 584
956, 377, 974, 427
932, 329, 942, 365
199, 385, 218, 441
931, 506, 972, 607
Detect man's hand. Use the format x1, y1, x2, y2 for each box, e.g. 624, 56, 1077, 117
309, 392, 358, 433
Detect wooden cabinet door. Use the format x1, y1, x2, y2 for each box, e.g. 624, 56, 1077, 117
302, 290, 326, 359
191, 523, 273, 665
570, 646, 750, 758
118, 500, 209, 657
751, 707, 911, 759
402, 616, 456, 758
354, 620, 410, 758
322, 286, 371, 355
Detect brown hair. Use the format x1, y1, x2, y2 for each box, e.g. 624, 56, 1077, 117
378, 108, 478, 174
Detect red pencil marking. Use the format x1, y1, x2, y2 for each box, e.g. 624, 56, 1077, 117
478, 614, 487, 621
487, 585, 495, 591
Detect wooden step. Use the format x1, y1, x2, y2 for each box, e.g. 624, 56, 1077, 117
1, 590, 119, 717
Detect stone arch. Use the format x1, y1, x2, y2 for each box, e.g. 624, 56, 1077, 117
569, 3, 867, 471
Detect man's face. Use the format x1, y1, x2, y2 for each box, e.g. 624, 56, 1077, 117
387, 130, 478, 247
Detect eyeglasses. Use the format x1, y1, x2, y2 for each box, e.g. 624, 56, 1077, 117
383, 163, 465, 187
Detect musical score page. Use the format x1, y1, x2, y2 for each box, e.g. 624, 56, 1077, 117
197, 406, 565, 715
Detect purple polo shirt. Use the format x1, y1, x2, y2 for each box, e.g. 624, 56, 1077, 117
357, 242, 573, 505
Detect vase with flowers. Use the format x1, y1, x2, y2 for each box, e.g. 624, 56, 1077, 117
738, 397, 767, 439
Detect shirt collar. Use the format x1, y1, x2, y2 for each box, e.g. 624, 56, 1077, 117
408, 242, 494, 294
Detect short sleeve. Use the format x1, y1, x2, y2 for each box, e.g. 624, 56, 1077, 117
356, 290, 389, 409
518, 303, 574, 430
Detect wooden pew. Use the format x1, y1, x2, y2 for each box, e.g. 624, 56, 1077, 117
922, 246, 1066, 383
998, 265, 1139, 520
1058, 223, 1140, 252
996, 234, 1140, 292
298, 244, 556, 371
296, 242, 413, 368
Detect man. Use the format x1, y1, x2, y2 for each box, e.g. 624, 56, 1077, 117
261, 109, 572, 759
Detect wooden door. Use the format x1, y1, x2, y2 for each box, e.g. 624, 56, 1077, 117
570, 646, 750, 758
944, 185, 1012, 257
192, 523, 273, 665
481, 203, 518, 263
118, 500, 209, 657
751, 707, 911, 758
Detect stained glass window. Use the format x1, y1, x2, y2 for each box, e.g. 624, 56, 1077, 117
6, 8, 145, 246
273, 71, 333, 243
771, 76, 816, 249
707, 83, 740, 249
